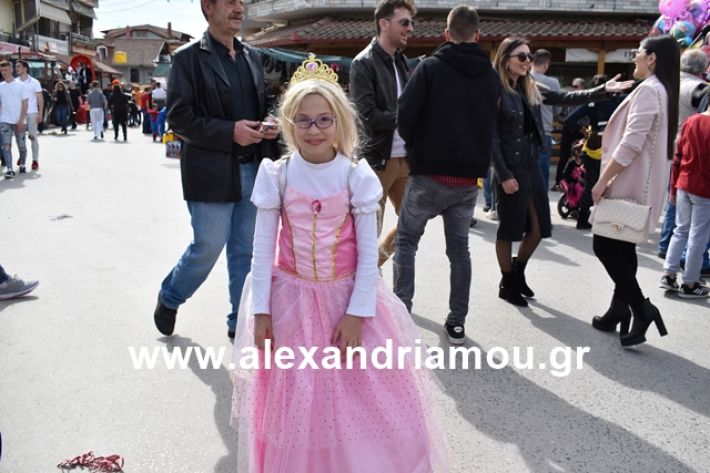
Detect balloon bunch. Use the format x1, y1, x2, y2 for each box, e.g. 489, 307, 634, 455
652, 0, 710, 47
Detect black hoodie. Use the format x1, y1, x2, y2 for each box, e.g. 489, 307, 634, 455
397, 41, 500, 178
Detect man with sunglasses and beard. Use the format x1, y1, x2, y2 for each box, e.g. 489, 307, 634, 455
154, 0, 279, 339
350, 0, 416, 269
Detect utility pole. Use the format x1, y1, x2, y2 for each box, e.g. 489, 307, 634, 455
68, 0, 74, 55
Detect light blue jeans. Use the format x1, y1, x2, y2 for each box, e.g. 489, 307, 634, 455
0, 123, 15, 168
664, 189, 710, 284
160, 161, 258, 330
537, 135, 553, 191
393, 175, 478, 326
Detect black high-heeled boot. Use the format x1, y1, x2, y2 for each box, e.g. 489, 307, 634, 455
591, 298, 631, 335
621, 298, 668, 347
512, 257, 534, 298
499, 272, 528, 307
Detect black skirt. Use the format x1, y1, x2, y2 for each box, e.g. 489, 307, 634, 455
496, 161, 552, 242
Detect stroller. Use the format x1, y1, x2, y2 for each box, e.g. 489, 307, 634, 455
557, 142, 586, 219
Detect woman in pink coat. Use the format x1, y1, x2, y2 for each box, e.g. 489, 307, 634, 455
591, 35, 680, 348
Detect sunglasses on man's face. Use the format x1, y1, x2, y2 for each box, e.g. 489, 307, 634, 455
511, 52, 534, 62
394, 18, 415, 28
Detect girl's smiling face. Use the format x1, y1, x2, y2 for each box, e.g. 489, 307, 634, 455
293, 93, 337, 164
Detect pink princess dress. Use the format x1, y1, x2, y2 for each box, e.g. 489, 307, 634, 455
231, 152, 448, 473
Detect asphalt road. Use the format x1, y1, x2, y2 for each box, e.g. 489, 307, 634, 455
1, 127, 708, 473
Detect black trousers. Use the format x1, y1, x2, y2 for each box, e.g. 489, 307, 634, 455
593, 235, 645, 304
578, 153, 601, 220
113, 117, 127, 140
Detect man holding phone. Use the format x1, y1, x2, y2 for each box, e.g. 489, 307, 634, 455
154, 0, 279, 339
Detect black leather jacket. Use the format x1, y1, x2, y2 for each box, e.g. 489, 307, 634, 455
492, 84, 607, 182
167, 31, 278, 202
349, 39, 411, 169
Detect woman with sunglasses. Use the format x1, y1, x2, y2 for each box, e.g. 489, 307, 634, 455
491, 37, 633, 307
590, 35, 680, 347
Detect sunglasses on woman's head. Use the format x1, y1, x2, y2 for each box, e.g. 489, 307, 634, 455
511, 52, 534, 62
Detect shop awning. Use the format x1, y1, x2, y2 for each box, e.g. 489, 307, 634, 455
39, 1, 71, 24
258, 47, 353, 68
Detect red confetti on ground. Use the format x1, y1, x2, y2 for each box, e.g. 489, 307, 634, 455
57, 451, 124, 472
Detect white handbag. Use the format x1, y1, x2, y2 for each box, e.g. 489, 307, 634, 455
592, 88, 660, 244
591, 198, 652, 243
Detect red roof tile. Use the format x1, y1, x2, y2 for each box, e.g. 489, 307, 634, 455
247, 16, 653, 47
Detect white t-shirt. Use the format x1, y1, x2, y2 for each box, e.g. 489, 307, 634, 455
16, 75, 42, 114
0, 79, 30, 124
390, 62, 407, 158
152, 87, 166, 101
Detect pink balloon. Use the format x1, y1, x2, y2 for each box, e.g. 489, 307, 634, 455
659, 0, 691, 19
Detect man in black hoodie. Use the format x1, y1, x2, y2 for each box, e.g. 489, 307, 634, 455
394, 5, 500, 344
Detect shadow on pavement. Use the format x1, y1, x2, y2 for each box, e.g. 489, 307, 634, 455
411, 312, 698, 473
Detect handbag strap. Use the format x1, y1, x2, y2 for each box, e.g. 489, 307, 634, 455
642, 88, 662, 202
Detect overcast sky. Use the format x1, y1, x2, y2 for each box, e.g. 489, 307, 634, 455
92, 0, 207, 39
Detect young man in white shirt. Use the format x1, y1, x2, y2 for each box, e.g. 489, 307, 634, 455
15, 60, 43, 171
0, 60, 29, 178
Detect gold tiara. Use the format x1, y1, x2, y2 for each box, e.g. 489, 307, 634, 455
291, 53, 339, 84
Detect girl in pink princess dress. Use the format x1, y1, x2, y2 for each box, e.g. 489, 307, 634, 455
230, 65, 447, 473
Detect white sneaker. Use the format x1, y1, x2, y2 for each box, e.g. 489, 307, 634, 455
0, 275, 39, 300
487, 209, 498, 221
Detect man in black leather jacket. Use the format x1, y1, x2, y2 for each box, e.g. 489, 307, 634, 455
350, 0, 416, 267
154, 0, 279, 339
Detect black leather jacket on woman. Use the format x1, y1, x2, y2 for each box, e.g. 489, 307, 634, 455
349, 39, 412, 169
492, 83, 607, 182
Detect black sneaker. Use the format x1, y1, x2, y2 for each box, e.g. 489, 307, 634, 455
228, 329, 236, 339
5, 170, 15, 179
469, 218, 478, 228
19, 166, 26, 174
679, 283, 709, 299
154, 296, 177, 336
659, 274, 679, 291
444, 321, 465, 345
483, 205, 491, 213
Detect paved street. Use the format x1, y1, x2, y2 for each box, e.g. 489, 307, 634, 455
1, 127, 708, 473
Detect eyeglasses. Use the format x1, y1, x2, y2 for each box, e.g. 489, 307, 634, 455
392, 18, 415, 28
292, 114, 336, 130
511, 52, 534, 62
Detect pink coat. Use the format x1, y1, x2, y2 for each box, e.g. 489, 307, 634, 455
598, 75, 671, 234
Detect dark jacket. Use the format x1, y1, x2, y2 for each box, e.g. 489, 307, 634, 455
492, 83, 607, 182
397, 42, 500, 179
349, 38, 411, 169
167, 31, 278, 202
108, 90, 130, 121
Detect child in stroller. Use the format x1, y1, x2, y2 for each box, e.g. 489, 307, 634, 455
557, 140, 585, 219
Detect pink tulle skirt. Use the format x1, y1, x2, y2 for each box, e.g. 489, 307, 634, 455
231, 267, 448, 473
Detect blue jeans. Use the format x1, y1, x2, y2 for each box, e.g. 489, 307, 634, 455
0, 264, 8, 284
664, 190, 710, 283
483, 167, 496, 209
393, 175, 478, 326
159, 161, 258, 330
659, 201, 710, 269
538, 135, 553, 191
0, 123, 14, 167
56, 105, 69, 132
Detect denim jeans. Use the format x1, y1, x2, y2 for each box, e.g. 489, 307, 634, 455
0, 263, 8, 284
160, 161, 258, 330
56, 105, 69, 132
483, 167, 496, 209
659, 200, 710, 269
0, 122, 15, 169
537, 135, 553, 191
664, 190, 710, 283
393, 175, 478, 326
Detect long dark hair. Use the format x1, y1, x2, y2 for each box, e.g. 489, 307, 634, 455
642, 35, 680, 160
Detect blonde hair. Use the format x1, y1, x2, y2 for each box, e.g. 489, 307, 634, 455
493, 37, 541, 106
278, 79, 359, 159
